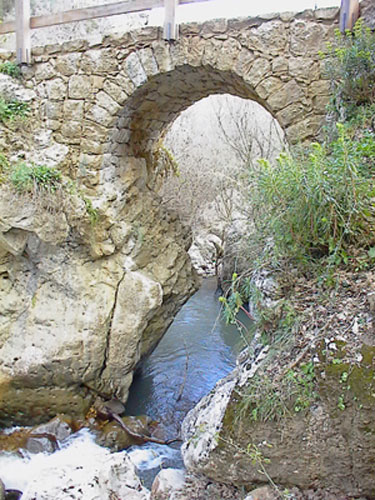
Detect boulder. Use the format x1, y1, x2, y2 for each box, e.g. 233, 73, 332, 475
151, 468, 186, 500
0, 169, 198, 425
244, 486, 278, 500
95, 415, 153, 451
181, 343, 375, 497
26, 415, 73, 454
188, 234, 222, 277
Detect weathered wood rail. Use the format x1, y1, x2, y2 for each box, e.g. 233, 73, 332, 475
0, 0, 359, 65
0, 0, 215, 63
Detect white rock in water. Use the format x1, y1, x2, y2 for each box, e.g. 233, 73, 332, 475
21, 448, 149, 500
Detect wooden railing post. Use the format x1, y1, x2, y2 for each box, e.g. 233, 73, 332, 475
16, 0, 31, 64
164, 0, 178, 40
340, 0, 359, 32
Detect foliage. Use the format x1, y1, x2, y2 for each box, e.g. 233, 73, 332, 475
0, 153, 9, 183
250, 123, 375, 264
322, 20, 375, 120
9, 162, 62, 192
0, 61, 21, 79
237, 361, 317, 423
82, 196, 99, 225
154, 143, 180, 180
0, 97, 29, 122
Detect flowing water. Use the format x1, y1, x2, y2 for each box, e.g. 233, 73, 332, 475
0, 278, 249, 494
126, 277, 246, 435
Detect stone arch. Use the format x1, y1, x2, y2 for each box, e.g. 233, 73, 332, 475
32, 9, 336, 187
98, 16, 334, 165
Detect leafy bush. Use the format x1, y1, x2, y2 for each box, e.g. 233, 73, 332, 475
0, 97, 29, 122
322, 20, 375, 119
10, 162, 62, 192
0, 61, 21, 79
251, 123, 375, 262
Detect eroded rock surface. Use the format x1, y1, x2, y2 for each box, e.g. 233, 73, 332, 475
0, 75, 198, 425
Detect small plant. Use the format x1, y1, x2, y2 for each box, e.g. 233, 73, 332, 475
0, 97, 29, 122
82, 197, 99, 225
0, 61, 21, 79
237, 361, 317, 423
337, 395, 346, 411
10, 162, 62, 192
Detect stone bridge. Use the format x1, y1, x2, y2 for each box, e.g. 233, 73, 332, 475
21, 6, 338, 191
0, 7, 339, 424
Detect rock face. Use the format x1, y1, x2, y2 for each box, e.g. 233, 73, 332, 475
361, 0, 375, 29
181, 343, 375, 497
0, 79, 198, 426
0, 174, 198, 425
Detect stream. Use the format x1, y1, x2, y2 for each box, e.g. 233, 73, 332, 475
0, 278, 248, 494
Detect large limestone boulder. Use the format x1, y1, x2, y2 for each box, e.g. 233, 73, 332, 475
0, 153, 198, 426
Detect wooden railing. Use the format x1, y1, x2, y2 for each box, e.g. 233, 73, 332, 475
339, 0, 359, 32
1, 0, 358, 65
0, 0, 215, 64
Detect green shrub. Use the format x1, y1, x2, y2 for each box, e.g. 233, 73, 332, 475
0, 61, 21, 79
0, 97, 29, 122
322, 20, 375, 119
10, 162, 62, 192
251, 123, 375, 262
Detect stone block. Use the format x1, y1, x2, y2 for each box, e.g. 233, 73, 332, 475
123, 52, 147, 87
68, 75, 92, 99
216, 38, 241, 72
64, 100, 84, 121
46, 79, 67, 101
34, 62, 55, 82
43, 101, 63, 120
96, 91, 121, 115
256, 76, 283, 100
61, 121, 82, 139
55, 53, 81, 77
152, 41, 174, 74
103, 80, 127, 105
289, 58, 320, 83
138, 47, 158, 77
272, 56, 289, 74
115, 73, 135, 96
267, 79, 304, 111
81, 139, 106, 155
82, 121, 110, 143
235, 48, 255, 78
245, 57, 271, 88
186, 37, 205, 68
85, 104, 116, 127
